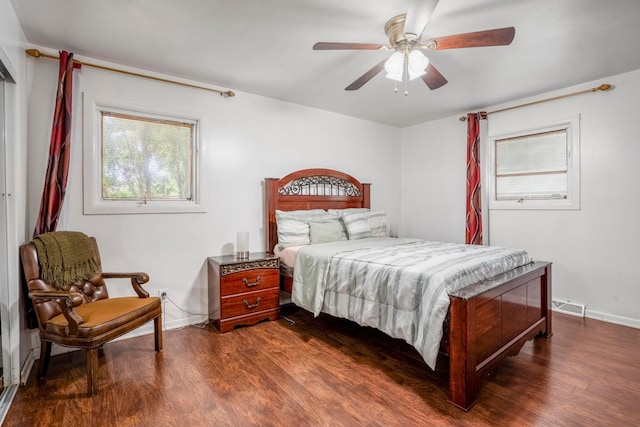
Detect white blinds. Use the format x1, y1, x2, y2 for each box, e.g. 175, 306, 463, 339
495, 129, 568, 200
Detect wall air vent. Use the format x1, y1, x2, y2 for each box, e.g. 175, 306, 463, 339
552, 299, 586, 317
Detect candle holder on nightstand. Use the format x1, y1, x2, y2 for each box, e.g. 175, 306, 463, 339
236, 231, 249, 259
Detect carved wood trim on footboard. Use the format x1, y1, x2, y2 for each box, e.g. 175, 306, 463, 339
448, 261, 552, 410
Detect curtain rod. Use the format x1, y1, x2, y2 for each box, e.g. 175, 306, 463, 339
26, 48, 235, 98
459, 83, 611, 121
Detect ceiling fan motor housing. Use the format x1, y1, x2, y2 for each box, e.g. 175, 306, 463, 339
385, 14, 436, 52
385, 14, 410, 46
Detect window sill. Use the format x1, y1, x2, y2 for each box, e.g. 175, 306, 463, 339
83, 201, 207, 215
489, 198, 579, 210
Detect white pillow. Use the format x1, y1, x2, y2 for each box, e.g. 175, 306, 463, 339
276, 209, 326, 248
276, 209, 326, 219
328, 208, 370, 217
342, 213, 373, 240
276, 217, 311, 248
309, 219, 346, 244
364, 210, 388, 237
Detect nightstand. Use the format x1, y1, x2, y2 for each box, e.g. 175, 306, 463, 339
207, 252, 280, 332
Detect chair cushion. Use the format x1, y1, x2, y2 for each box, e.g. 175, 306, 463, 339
46, 296, 161, 338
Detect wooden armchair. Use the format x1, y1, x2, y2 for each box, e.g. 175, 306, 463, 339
19, 233, 163, 396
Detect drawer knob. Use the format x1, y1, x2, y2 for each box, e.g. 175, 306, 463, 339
242, 297, 262, 310
242, 276, 261, 288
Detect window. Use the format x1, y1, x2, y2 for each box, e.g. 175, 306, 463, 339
84, 93, 204, 214
488, 115, 580, 210
101, 112, 194, 202
495, 129, 568, 200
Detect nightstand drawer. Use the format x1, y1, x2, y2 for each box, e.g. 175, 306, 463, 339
221, 288, 279, 319
220, 268, 278, 296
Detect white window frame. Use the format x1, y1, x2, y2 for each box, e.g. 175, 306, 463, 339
83, 92, 205, 214
487, 114, 580, 210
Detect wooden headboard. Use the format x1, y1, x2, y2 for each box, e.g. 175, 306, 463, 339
264, 168, 371, 253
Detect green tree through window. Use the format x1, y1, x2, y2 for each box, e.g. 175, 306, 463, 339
101, 112, 194, 201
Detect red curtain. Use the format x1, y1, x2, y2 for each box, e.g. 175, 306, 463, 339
465, 112, 486, 245
33, 51, 77, 237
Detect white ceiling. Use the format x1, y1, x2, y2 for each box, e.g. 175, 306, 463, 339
10, 0, 640, 127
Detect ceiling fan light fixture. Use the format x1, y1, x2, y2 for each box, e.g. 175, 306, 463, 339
384, 51, 404, 81
407, 49, 429, 80
384, 49, 429, 83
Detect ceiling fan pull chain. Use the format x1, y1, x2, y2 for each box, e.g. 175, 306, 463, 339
404, 53, 409, 96
405, 55, 409, 96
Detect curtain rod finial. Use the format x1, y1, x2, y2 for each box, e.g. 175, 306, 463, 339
459, 115, 467, 121
220, 90, 235, 98
26, 48, 42, 58
596, 83, 612, 92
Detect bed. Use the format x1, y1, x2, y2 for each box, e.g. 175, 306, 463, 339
264, 168, 552, 410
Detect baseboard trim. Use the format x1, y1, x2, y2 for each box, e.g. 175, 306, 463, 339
20, 348, 37, 385
127, 314, 208, 336
585, 309, 640, 329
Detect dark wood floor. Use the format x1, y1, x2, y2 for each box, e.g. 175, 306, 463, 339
3, 309, 640, 426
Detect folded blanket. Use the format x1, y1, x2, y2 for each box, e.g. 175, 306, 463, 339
32, 231, 99, 290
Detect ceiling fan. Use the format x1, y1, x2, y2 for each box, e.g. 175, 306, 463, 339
313, 0, 515, 94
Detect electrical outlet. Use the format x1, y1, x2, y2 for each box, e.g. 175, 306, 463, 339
158, 289, 167, 302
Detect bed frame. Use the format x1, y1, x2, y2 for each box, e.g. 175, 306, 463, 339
264, 168, 552, 411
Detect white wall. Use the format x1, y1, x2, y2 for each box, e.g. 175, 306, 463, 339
401, 69, 640, 328
26, 50, 401, 329
400, 116, 467, 243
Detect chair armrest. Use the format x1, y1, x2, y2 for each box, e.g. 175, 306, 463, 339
101, 272, 150, 298
28, 291, 85, 335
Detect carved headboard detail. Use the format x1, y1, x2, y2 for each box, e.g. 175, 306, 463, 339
264, 168, 371, 253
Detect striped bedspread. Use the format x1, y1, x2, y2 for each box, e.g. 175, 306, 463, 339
292, 237, 533, 369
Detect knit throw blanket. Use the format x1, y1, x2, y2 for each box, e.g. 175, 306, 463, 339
32, 231, 99, 290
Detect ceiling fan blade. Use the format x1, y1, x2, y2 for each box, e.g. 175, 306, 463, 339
421, 63, 448, 90
404, 0, 440, 38
345, 59, 387, 91
428, 27, 516, 50
313, 42, 387, 50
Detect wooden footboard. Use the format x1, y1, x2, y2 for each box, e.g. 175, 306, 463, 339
447, 261, 552, 410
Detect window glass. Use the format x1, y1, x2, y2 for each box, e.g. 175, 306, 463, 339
495, 129, 568, 200
101, 112, 194, 202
